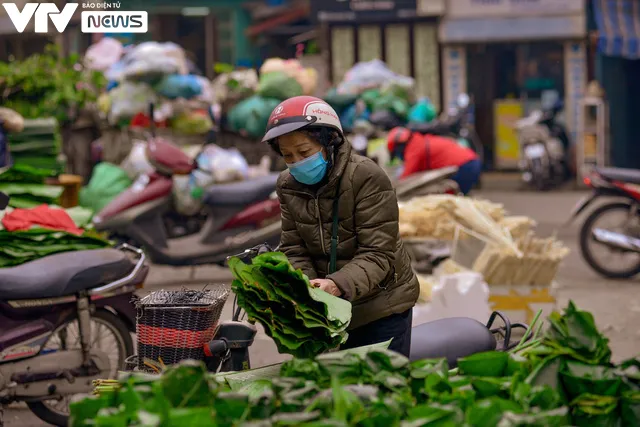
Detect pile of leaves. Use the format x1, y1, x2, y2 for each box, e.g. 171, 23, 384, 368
71, 302, 640, 426
228, 252, 351, 358
0, 229, 112, 268
6, 117, 64, 173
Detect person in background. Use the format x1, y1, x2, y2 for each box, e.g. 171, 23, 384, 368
387, 127, 482, 195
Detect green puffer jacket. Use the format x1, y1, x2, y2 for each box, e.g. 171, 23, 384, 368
276, 141, 419, 330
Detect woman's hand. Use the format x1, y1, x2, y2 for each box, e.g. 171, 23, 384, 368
310, 278, 342, 297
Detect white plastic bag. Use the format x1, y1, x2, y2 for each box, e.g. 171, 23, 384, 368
108, 82, 157, 122
194, 76, 214, 103
412, 272, 490, 327
211, 69, 258, 103
120, 140, 154, 180
84, 37, 123, 71
337, 59, 415, 95
196, 145, 249, 183
121, 42, 185, 81
172, 175, 203, 216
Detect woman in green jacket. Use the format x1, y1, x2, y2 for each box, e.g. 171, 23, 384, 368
262, 96, 419, 357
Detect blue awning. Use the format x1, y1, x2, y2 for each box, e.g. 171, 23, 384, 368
593, 0, 640, 59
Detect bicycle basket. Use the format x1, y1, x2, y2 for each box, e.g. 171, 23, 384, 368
135, 288, 229, 371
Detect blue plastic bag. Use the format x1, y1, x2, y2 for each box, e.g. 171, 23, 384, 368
408, 97, 437, 124
340, 103, 371, 132
155, 74, 203, 100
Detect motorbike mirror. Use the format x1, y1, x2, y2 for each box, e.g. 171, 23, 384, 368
457, 93, 470, 108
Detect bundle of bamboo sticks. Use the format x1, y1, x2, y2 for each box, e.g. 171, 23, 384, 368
399, 195, 506, 240
472, 232, 569, 286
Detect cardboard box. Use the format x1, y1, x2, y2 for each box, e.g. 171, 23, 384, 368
487, 283, 558, 325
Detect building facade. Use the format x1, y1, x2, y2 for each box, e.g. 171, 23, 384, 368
439, 0, 587, 170
312, 0, 446, 111
591, 0, 640, 169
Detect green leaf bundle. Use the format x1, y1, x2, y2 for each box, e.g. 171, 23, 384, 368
228, 252, 352, 358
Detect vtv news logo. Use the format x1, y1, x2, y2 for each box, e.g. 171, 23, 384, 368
2, 2, 78, 33
2, 2, 148, 33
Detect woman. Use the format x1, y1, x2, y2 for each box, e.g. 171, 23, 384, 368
262, 96, 419, 357
387, 127, 482, 195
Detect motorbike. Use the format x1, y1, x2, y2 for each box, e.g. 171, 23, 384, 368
127, 244, 530, 375
515, 101, 570, 191
93, 134, 283, 267
0, 193, 147, 426
394, 166, 461, 199
406, 93, 485, 166
567, 167, 640, 279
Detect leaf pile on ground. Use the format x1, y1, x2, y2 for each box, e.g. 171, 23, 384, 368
71, 302, 640, 426
228, 252, 352, 358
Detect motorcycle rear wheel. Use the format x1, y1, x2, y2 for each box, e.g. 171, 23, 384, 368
530, 158, 546, 191
27, 310, 133, 426
579, 202, 640, 279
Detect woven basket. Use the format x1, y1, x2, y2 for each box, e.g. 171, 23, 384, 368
135, 288, 229, 371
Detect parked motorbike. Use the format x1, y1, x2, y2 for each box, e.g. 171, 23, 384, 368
567, 167, 640, 279
0, 193, 146, 426
93, 135, 282, 267
395, 166, 461, 199
515, 101, 570, 191
406, 93, 485, 165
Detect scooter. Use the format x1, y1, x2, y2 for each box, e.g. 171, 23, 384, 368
0, 193, 147, 427
93, 134, 283, 267
515, 101, 570, 191
567, 167, 640, 279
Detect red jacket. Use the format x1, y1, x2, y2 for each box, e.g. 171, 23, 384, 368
400, 134, 478, 180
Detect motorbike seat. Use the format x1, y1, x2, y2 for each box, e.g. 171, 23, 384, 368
410, 317, 497, 367
597, 167, 640, 185
0, 249, 134, 300
203, 173, 279, 207
406, 121, 451, 136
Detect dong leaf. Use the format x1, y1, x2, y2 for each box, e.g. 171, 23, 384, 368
229, 252, 351, 358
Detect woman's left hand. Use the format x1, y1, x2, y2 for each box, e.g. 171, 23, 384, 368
310, 279, 342, 297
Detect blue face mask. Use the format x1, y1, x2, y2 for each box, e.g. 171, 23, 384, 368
287, 151, 328, 185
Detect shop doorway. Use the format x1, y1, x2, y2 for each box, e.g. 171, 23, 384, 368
467, 42, 565, 170
467, 44, 518, 170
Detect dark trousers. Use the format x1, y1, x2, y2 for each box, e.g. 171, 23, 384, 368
341, 309, 413, 357
452, 159, 482, 195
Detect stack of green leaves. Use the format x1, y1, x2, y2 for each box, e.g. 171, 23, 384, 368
7, 118, 64, 173
0, 163, 57, 184
228, 252, 352, 359
0, 229, 112, 267
0, 182, 63, 209
0, 124, 64, 209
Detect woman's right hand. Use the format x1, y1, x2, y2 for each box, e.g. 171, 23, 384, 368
310, 278, 342, 297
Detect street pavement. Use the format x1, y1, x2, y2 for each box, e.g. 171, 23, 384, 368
7, 187, 640, 425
